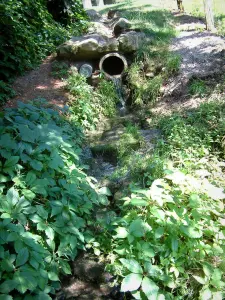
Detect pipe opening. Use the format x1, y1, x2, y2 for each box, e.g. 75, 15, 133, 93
100, 53, 127, 78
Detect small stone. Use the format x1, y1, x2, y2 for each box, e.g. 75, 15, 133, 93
145, 72, 155, 78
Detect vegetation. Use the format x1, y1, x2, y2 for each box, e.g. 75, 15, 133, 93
94, 100, 225, 299
0, 0, 87, 104
0, 100, 113, 299
1, 0, 225, 299
66, 70, 119, 129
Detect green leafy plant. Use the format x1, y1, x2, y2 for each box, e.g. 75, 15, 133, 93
189, 79, 209, 97
93, 100, 225, 299
0, 100, 106, 299
51, 61, 70, 79
66, 72, 119, 129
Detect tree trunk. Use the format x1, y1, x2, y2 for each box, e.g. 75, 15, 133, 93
177, 0, 184, 12
204, 0, 216, 32
82, 0, 92, 9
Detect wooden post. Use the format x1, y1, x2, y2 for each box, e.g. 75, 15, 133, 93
204, 0, 216, 32
177, 0, 184, 12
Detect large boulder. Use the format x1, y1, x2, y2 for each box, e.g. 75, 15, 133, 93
88, 21, 112, 37
86, 9, 102, 21
57, 34, 119, 60
113, 17, 131, 36
118, 31, 146, 53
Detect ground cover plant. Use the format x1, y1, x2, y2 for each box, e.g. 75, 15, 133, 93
66, 70, 119, 129
93, 100, 225, 299
0, 100, 111, 299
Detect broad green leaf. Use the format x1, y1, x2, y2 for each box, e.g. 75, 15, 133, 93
36, 292, 52, 300
17, 124, 35, 143
48, 271, 59, 281
130, 198, 148, 206
203, 263, 213, 277
155, 227, 164, 239
30, 160, 43, 171
129, 219, 146, 237
120, 259, 143, 274
142, 277, 159, 299
98, 186, 112, 196
193, 275, 207, 285
180, 225, 202, 238
121, 273, 142, 292
114, 227, 128, 238
189, 194, 201, 208
0, 280, 16, 293
16, 247, 29, 267
4, 156, 19, 168
23, 189, 35, 200
14, 271, 37, 293
0, 295, 13, 300
141, 243, 154, 258
0, 133, 17, 149
6, 187, 19, 205
60, 260, 71, 275
0, 174, 8, 183
25, 171, 36, 186
2, 258, 14, 272
171, 238, 178, 252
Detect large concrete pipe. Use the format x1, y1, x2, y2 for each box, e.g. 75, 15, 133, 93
99, 53, 128, 79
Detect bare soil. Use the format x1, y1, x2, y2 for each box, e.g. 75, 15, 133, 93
152, 12, 225, 115
5, 55, 68, 109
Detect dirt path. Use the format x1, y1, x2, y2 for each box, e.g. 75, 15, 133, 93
152, 13, 225, 114
5, 55, 68, 109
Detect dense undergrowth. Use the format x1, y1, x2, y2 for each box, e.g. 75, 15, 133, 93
93, 100, 225, 299
0, 101, 113, 299
66, 70, 119, 129
0, 0, 87, 104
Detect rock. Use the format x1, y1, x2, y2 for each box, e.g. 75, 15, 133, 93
88, 22, 112, 37
108, 9, 118, 19
57, 34, 119, 60
113, 18, 131, 36
118, 31, 146, 53
145, 72, 155, 78
86, 9, 102, 21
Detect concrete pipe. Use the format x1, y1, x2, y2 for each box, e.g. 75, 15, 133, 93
99, 53, 128, 79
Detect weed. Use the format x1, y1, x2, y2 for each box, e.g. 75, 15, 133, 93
66, 71, 119, 129
51, 61, 69, 79
165, 53, 181, 76
189, 79, 209, 97
97, 79, 119, 117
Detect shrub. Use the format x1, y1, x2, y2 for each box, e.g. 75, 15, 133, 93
0, 101, 104, 299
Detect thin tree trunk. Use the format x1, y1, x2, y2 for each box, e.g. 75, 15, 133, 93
82, 0, 92, 9
204, 0, 216, 32
177, 0, 184, 12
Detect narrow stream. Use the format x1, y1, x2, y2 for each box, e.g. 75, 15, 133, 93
112, 77, 127, 115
